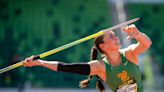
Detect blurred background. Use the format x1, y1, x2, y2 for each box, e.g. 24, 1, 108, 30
0, 0, 164, 92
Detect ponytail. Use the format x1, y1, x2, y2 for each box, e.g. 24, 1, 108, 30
91, 46, 98, 60
96, 76, 105, 92
79, 46, 105, 92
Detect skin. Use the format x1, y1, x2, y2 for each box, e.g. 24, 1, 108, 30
23, 24, 152, 83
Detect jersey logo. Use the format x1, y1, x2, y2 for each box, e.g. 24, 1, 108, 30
117, 70, 129, 82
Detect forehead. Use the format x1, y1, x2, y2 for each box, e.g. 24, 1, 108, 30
104, 31, 115, 38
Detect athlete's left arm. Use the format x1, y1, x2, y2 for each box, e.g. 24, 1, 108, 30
122, 24, 152, 64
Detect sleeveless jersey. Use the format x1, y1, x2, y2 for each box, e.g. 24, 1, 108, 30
103, 51, 143, 92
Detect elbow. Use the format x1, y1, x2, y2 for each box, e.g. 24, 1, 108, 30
148, 39, 152, 47
145, 40, 152, 49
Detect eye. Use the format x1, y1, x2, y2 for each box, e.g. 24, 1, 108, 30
109, 35, 113, 39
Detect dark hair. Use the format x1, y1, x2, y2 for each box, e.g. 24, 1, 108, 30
79, 35, 105, 92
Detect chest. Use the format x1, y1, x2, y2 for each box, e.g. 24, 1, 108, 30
108, 62, 139, 82
105, 61, 142, 89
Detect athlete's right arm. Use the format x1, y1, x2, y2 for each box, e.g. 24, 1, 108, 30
23, 56, 58, 71
23, 56, 105, 79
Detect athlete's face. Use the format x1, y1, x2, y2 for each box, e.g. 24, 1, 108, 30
99, 31, 120, 52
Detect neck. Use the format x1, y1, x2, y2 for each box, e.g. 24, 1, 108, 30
105, 50, 121, 67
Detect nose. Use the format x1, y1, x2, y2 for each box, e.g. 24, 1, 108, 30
114, 36, 118, 40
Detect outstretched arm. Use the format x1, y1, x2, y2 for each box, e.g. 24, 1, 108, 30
23, 56, 105, 76
23, 56, 106, 81
23, 56, 58, 71
23, 56, 90, 75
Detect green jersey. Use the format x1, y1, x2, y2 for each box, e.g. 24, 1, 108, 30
103, 51, 143, 92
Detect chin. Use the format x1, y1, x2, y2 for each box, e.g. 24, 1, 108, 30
115, 46, 120, 50
116, 45, 120, 50
115, 43, 120, 47
113, 47, 119, 51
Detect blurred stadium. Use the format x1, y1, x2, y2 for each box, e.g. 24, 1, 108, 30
0, 0, 164, 92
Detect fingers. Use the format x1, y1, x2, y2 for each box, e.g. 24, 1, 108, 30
23, 55, 35, 67
122, 24, 136, 32
122, 24, 139, 39
23, 58, 28, 67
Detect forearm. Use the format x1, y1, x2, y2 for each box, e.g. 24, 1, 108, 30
135, 32, 152, 48
37, 60, 90, 75
57, 62, 90, 75
37, 60, 58, 71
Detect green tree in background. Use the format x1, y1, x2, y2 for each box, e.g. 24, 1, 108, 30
0, 0, 111, 88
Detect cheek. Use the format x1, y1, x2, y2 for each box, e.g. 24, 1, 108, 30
107, 40, 114, 45
103, 39, 115, 47
104, 42, 112, 48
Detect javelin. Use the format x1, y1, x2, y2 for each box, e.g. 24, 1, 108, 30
0, 18, 140, 74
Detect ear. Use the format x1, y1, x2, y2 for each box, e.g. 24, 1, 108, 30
99, 44, 105, 51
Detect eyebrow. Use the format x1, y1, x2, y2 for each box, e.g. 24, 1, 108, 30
106, 33, 115, 37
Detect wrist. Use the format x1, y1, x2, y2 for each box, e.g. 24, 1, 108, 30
134, 31, 142, 39
36, 60, 44, 66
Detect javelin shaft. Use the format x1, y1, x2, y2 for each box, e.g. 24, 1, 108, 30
40, 18, 140, 58
39, 31, 104, 58
0, 62, 23, 74
104, 18, 140, 32
0, 31, 104, 74
0, 18, 139, 74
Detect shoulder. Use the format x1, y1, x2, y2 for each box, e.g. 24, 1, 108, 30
88, 60, 106, 75
120, 45, 139, 65
88, 60, 105, 68
88, 60, 106, 81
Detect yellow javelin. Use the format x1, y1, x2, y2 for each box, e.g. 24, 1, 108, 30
0, 18, 140, 74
